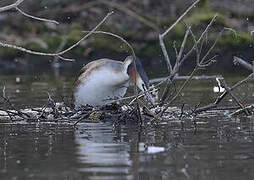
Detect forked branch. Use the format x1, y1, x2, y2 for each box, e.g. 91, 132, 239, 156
0, 11, 114, 61
159, 0, 200, 73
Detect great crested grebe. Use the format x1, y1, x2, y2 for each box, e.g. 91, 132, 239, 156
74, 56, 154, 108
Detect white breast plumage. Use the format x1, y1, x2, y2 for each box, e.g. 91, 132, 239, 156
74, 63, 129, 107
74, 56, 154, 108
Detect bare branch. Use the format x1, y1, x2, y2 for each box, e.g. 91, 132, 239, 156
161, 0, 200, 37
219, 79, 250, 116
176, 26, 191, 67
0, 11, 114, 61
0, 0, 59, 24
159, 14, 218, 105
234, 56, 254, 71
159, 0, 200, 73
159, 66, 198, 116
0, 0, 24, 12
195, 72, 254, 113
100, 0, 158, 31
82, 30, 135, 57
159, 34, 173, 72
15, 7, 59, 25
179, 14, 218, 68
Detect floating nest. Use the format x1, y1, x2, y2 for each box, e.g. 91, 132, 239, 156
1, 98, 253, 126
0, 101, 177, 125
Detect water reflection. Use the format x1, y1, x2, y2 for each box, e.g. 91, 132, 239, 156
0, 116, 254, 180
76, 122, 132, 179
0, 66, 254, 179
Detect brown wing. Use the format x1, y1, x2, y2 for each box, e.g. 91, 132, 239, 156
74, 61, 97, 88
78, 61, 96, 77
74, 59, 124, 87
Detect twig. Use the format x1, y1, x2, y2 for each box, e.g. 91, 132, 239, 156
82, 31, 135, 56
0, 0, 23, 12
159, 0, 200, 72
52, 37, 67, 63
219, 79, 250, 116
178, 14, 218, 68
161, 0, 200, 37
176, 26, 191, 67
73, 113, 90, 126
195, 73, 254, 113
0, 11, 114, 61
15, 7, 59, 25
1, 86, 30, 119
100, 0, 158, 31
230, 104, 254, 117
159, 67, 198, 116
150, 75, 223, 83
233, 56, 254, 71
0, 0, 59, 24
159, 14, 218, 105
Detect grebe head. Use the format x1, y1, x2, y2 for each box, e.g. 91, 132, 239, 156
125, 56, 155, 104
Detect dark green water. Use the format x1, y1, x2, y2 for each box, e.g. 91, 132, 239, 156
0, 63, 254, 180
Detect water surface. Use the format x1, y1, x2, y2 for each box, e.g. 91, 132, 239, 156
0, 64, 254, 180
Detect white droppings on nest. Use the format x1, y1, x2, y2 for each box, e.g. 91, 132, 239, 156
121, 105, 129, 111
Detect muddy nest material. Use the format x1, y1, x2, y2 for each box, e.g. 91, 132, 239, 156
1, 100, 253, 125
0, 102, 153, 124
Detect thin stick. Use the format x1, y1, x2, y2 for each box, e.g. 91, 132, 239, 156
159, 67, 198, 116
219, 79, 250, 115
175, 26, 191, 67
15, 7, 59, 24
215, 73, 254, 105
159, 0, 200, 72
0, 0, 23, 12
0, 0, 59, 24
195, 73, 254, 113
178, 14, 218, 68
100, 0, 158, 31
160, 14, 218, 105
82, 31, 135, 56
233, 56, 253, 71
0, 11, 114, 61
161, 0, 200, 37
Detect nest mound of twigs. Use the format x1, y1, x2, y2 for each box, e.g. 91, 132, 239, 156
1, 99, 253, 125
0, 101, 152, 124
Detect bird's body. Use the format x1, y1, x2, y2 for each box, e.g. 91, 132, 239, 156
74, 56, 153, 108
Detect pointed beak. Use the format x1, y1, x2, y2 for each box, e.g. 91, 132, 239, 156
144, 90, 155, 105
137, 81, 155, 105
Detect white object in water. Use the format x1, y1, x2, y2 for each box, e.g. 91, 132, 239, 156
147, 146, 165, 154
213, 77, 225, 93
